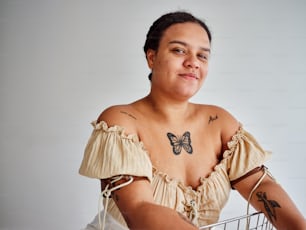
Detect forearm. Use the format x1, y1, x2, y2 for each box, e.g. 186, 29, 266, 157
107, 178, 198, 230
249, 181, 306, 230
120, 201, 198, 230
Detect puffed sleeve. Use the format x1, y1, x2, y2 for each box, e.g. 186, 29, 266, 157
223, 127, 271, 182
79, 120, 153, 182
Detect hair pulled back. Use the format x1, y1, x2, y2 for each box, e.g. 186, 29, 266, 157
144, 11, 212, 80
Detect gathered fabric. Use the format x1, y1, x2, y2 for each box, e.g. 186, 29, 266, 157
79, 120, 271, 228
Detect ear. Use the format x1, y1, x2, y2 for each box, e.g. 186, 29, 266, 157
146, 49, 156, 69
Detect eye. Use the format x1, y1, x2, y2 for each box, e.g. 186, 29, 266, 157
198, 53, 209, 61
171, 47, 186, 54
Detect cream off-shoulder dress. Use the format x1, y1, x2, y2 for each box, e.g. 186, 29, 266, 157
79, 120, 271, 229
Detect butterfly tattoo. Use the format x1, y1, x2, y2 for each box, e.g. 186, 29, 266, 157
166, 131, 193, 155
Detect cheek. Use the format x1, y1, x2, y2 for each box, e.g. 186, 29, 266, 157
154, 59, 172, 73
200, 64, 209, 78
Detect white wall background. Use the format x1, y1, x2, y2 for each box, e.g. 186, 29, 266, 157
0, 0, 305, 229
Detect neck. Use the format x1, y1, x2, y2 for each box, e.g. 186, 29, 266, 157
143, 93, 192, 122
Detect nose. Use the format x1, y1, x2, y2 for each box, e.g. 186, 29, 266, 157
183, 53, 200, 69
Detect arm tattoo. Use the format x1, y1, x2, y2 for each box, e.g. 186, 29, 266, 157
208, 115, 218, 124
167, 131, 193, 155
256, 191, 281, 223
120, 111, 137, 120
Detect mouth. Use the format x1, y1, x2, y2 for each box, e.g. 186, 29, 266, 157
179, 73, 199, 80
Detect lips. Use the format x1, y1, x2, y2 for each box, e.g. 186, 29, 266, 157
179, 73, 199, 80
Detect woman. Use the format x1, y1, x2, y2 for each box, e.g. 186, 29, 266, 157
79, 11, 306, 229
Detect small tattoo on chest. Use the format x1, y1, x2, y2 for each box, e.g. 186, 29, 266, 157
208, 115, 218, 124
166, 131, 193, 155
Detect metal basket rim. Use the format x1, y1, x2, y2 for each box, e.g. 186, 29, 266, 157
199, 211, 274, 229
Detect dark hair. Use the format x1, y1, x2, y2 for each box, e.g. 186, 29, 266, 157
144, 11, 212, 80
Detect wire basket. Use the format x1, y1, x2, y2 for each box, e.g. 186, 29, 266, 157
199, 212, 275, 230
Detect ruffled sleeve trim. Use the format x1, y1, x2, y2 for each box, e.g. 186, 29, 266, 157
79, 121, 153, 182
222, 126, 271, 181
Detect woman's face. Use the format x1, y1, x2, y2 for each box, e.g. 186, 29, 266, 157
147, 22, 211, 100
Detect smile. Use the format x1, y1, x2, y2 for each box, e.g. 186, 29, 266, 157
179, 73, 199, 80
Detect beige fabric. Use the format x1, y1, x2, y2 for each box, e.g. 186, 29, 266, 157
79, 120, 271, 228
79, 121, 153, 181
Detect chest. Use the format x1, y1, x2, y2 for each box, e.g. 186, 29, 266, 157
138, 124, 223, 189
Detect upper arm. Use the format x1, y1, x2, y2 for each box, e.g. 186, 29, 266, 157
97, 106, 156, 224
101, 176, 154, 204
232, 167, 272, 199
102, 176, 155, 226
97, 105, 153, 206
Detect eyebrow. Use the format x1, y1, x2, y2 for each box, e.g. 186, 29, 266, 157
168, 40, 211, 53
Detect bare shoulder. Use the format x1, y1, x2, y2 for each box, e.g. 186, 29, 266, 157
96, 104, 138, 134
197, 104, 240, 147
197, 104, 236, 122
207, 105, 238, 125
